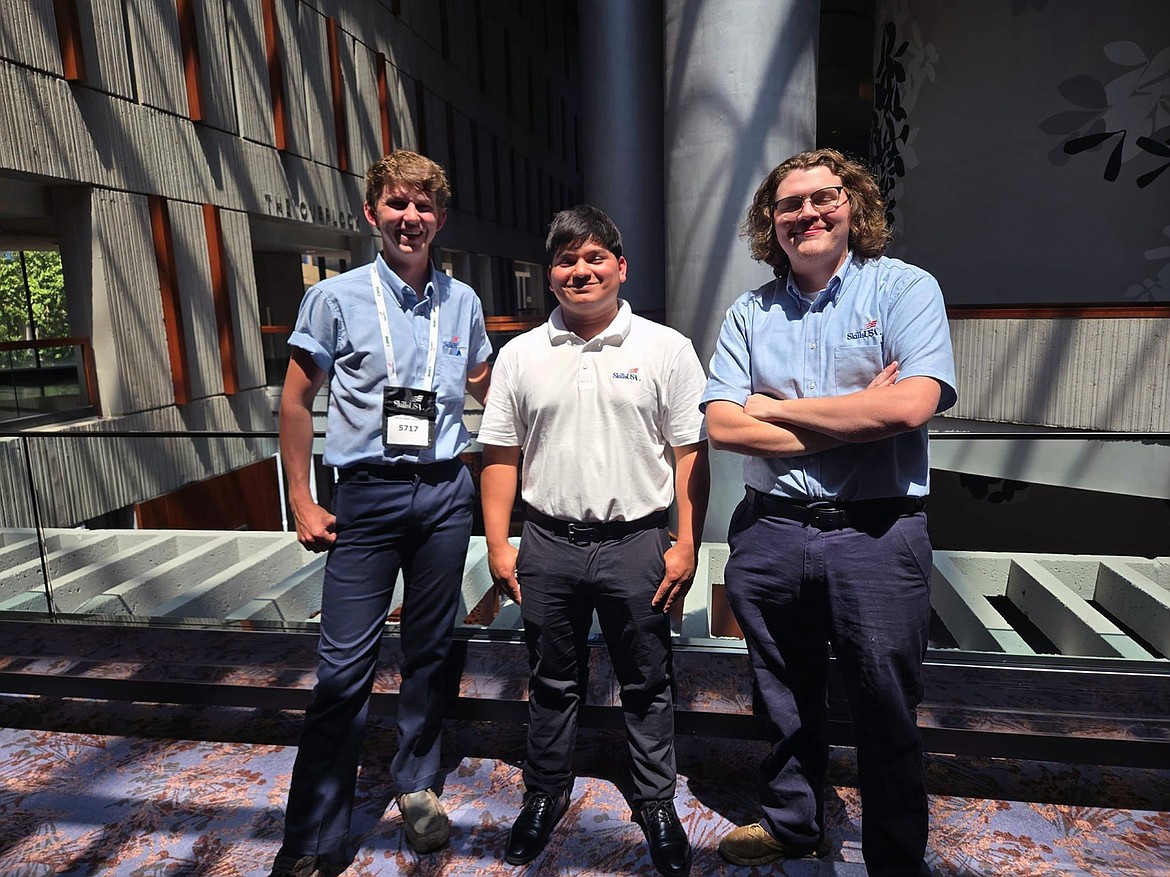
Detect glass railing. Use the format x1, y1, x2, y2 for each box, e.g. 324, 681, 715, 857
0, 426, 1164, 649
0, 426, 1166, 763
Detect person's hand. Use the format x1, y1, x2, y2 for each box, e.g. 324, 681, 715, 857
488, 542, 522, 604
744, 393, 783, 421
652, 543, 697, 613
867, 360, 900, 389
291, 499, 336, 552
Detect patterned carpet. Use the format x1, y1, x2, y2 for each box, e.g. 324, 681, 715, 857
0, 697, 1167, 877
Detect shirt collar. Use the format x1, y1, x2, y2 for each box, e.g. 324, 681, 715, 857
547, 299, 632, 346
376, 254, 440, 311
783, 251, 856, 310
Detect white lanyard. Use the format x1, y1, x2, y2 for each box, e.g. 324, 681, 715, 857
370, 263, 440, 391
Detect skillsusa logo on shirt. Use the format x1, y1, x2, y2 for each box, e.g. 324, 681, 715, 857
846, 319, 881, 341
442, 335, 464, 356
612, 366, 641, 381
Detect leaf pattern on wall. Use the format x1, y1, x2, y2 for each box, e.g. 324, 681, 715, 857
1041, 41, 1170, 186
871, 10, 938, 238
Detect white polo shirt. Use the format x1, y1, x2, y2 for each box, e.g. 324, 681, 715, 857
478, 300, 707, 523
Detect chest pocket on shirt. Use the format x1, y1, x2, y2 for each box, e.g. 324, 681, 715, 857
834, 344, 884, 395
436, 349, 469, 402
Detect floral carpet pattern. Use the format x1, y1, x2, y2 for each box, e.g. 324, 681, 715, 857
0, 697, 1167, 876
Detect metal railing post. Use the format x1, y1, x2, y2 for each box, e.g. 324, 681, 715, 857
20, 434, 56, 616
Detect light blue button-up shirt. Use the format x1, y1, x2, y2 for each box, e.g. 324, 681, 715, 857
289, 254, 491, 468
701, 254, 956, 501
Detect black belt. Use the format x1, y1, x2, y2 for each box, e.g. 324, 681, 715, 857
338, 458, 464, 483
526, 508, 668, 545
747, 487, 923, 531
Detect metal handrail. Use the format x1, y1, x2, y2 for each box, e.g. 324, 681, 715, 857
0, 428, 1167, 441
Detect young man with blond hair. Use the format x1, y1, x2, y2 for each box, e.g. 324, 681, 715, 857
269, 150, 490, 877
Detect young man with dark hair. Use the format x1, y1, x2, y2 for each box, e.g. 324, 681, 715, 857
478, 205, 710, 877
704, 148, 956, 877
269, 150, 491, 877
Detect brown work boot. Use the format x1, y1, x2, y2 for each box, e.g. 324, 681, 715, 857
718, 822, 829, 866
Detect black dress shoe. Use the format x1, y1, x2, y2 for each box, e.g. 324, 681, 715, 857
635, 800, 692, 877
505, 789, 570, 865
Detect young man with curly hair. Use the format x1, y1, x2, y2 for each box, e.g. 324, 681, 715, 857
703, 148, 956, 877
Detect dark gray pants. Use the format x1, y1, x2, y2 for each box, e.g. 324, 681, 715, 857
725, 496, 933, 877
517, 519, 677, 806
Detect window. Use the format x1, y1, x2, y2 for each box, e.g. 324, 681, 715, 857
0, 249, 94, 423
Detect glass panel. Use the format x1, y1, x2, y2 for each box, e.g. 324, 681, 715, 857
0, 428, 1166, 755
0, 435, 52, 614
0, 429, 1163, 662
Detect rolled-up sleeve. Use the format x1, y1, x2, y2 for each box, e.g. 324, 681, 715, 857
289, 285, 342, 374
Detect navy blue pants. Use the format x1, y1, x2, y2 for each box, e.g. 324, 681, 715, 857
517, 520, 677, 806
724, 495, 933, 877
279, 460, 473, 861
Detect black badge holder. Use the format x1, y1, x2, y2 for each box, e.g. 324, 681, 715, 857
383, 385, 437, 449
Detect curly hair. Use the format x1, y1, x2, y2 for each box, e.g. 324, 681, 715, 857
365, 150, 450, 211
741, 148, 891, 274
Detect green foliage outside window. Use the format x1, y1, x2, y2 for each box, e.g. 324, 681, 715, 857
0, 251, 71, 365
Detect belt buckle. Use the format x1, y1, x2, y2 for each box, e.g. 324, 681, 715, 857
807, 501, 847, 529
567, 523, 595, 545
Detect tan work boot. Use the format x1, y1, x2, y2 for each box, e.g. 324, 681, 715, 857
718, 822, 829, 866
397, 789, 451, 853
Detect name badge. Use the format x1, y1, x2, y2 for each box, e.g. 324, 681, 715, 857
383, 386, 437, 449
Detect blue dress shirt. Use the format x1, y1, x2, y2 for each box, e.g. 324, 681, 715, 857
289, 255, 491, 468
701, 254, 957, 500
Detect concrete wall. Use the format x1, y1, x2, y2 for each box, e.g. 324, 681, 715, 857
873, 0, 1170, 306
874, 0, 1170, 431
0, 0, 583, 526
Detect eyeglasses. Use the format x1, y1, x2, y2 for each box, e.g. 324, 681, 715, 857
770, 186, 848, 219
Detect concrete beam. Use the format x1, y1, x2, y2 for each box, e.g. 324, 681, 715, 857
1095, 561, 1170, 658
151, 537, 305, 619
77, 533, 244, 615
1007, 559, 1150, 660
226, 555, 328, 623
931, 554, 1032, 654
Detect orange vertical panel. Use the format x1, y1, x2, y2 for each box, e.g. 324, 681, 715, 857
377, 51, 393, 156
176, 0, 205, 121
326, 16, 350, 172
203, 204, 239, 395
261, 0, 289, 151
51, 0, 87, 82
148, 196, 192, 405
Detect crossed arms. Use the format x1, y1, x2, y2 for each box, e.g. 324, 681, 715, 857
705, 362, 943, 458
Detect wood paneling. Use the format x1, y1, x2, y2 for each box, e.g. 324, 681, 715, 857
148, 196, 191, 405
51, 0, 87, 82
203, 204, 238, 395
325, 15, 349, 172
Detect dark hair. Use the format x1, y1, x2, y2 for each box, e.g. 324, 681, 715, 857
365, 150, 450, 211
741, 148, 891, 273
545, 205, 623, 260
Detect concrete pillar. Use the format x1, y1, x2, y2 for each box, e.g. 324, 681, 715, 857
663, 0, 819, 538
577, 0, 666, 316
